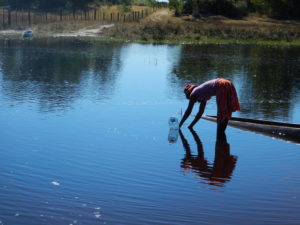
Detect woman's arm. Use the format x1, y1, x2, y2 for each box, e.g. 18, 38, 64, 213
179, 98, 196, 128
188, 101, 206, 129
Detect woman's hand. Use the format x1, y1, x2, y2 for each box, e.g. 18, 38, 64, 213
179, 99, 196, 129
188, 124, 194, 129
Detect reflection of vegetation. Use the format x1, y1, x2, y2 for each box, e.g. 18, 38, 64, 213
0, 39, 122, 112
169, 44, 241, 88
169, 44, 300, 120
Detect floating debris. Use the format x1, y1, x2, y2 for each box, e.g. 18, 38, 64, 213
51, 181, 60, 186
94, 211, 101, 218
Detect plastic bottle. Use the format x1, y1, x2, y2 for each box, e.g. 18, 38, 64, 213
168, 116, 179, 143
169, 116, 179, 129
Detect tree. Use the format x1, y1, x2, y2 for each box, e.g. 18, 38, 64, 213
8, 0, 36, 9
0, 0, 8, 6
68, 0, 94, 10
169, 0, 184, 16
266, 0, 300, 19
38, 0, 67, 10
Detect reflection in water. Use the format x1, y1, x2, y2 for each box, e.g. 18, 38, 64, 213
1, 40, 300, 121
179, 129, 237, 187
169, 44, 300, 121
0, 39, 123, 112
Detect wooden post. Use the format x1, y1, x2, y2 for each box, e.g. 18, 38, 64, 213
117, 13, 120, 22
28, 10, 31, 25
8, 9, 11, 26
60, 9, 63, 21
2, 8, 5, 27
15, 10, 18, 25
103, 12, 105, 21
94, 9, 97, 20
123, 14, 126, 22
110, 13, 113, 21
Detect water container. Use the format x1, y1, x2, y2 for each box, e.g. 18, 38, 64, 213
168, 116, 179, 143
22, 30, 33, 38
169, 116, 179, 129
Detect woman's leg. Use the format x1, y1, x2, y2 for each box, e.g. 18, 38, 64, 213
217, 119, 228, 141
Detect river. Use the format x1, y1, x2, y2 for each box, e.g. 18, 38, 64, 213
0, 39, 300, 225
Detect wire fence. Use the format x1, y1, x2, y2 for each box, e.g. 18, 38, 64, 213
0, 7, 156, 28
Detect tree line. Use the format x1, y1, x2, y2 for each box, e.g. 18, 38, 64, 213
169, 0, 300, 20
0, 0, 157, 10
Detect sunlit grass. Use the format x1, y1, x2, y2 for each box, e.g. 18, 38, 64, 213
101, 9, 300, 45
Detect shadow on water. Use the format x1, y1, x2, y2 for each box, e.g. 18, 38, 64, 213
179, 129, 237, 187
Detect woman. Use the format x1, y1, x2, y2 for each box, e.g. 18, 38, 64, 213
179, 78, 240, 138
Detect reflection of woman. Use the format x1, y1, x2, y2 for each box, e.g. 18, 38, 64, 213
179, 129, 237, 187
179, 78, 240, 139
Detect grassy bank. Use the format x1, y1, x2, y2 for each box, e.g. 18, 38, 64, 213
1, 9, 300, 46
100, 9, 300, 46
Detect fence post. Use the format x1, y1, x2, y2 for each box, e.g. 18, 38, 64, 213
110, 13, 113, 21
2, 8, 5, 27
123, 14, 126, 22
14, 10, 17, 25
28, 10, 31, 25
60, 9, 63, 21
8, 9, 11, 26
94, 9, 97, 20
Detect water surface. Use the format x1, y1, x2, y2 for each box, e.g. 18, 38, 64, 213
0, 39, 300, 225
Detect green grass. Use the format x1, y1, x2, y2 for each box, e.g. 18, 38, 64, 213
2, 32, 300, 47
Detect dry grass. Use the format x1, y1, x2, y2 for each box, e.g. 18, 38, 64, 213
102, 9, 300, 43
1, 7, 300, 44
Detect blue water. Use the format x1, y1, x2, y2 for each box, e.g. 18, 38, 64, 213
0, 40, 300, 225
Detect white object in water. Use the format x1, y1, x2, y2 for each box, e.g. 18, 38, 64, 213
168, 116, 179, 143
51, 181, 60, 186
22, 30, 33, 38
169, 116, 179, 129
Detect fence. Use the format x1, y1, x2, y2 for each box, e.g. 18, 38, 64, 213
0, 8, 155, 28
